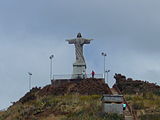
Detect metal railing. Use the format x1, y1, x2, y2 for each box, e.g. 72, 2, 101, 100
52, 74, 103, 80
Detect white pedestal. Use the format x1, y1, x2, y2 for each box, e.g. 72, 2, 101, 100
71, 62, 87, 79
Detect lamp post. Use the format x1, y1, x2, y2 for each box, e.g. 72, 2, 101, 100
49, 55, 54, 80
105, 70, 110, 84
28, 72, 32, 90
101, 52, 107, 82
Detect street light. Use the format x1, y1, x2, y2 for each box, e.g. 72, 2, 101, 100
101, 52, 107, 82
105, 70, 110, 84
49, 54, 54, 81
28, 72, 32, 90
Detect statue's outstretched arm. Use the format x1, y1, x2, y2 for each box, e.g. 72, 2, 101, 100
84, 39, 93, 44
66, 39, 76, 44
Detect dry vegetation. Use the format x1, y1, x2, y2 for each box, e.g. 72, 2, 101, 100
114, 74, 160, 120
125, 93, 160, 120
1, 75, 160, 120
0, 94, 124, 120
0, 79, 123, 120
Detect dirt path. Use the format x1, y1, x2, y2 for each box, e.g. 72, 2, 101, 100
110, 88, 134, 120
110, 88, 119, 94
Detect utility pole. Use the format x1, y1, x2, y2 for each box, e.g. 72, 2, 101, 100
101, 52, 107, 82
105, 70, 110, 84
49, 55, 54, 80
28, 72, 32, 90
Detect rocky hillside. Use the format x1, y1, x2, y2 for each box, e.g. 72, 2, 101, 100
1, 75, 160, 120
0, 78, 123, 120
113, 73, 160, 95
19, 78, 111, 104
113, 74, 160, 120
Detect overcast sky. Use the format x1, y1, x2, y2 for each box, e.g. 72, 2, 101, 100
0, 0, 160, 109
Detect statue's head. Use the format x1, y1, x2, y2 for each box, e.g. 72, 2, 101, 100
77, 33, 82, 38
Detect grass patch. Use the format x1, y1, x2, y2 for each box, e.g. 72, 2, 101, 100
140, 114, 160, 120
0, 94, 124, 120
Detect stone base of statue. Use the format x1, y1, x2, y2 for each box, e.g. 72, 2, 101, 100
71, 62, 87, 79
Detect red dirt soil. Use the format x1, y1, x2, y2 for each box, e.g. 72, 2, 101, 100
19, 78, 111, 103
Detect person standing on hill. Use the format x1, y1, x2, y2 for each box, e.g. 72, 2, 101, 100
123, 103, 126, 110
82, 70, 85, 79
91, 70, 95, 78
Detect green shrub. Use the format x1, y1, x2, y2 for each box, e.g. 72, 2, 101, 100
64, 111, 124, 120
103, 113, 125, 120
132, 101, 144, 110
153, 90, 160, 96
140, 114, 160, 120
125, 95, 132, 101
